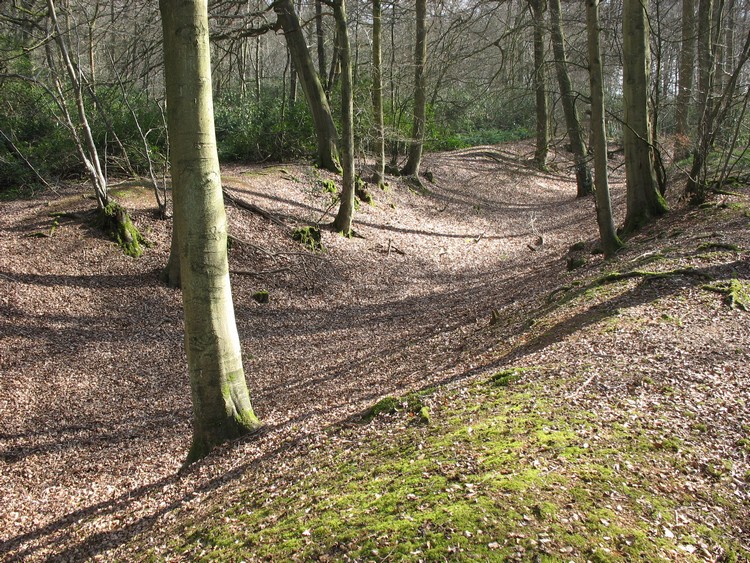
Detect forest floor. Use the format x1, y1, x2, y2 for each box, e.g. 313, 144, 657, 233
0, 141, 749, 562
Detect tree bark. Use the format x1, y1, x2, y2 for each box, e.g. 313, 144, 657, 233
315, 0, 326, 79
686, 0, 722, 201
622, 0, 667, 233
273, 0, 340, 172
528, 0, 549, 169
371, 0, 386, 188
332, 0, 356, 234
674, 0, 696, 162
402, 0, 427, 177
159, 0, 261, 464
549, 0, 591, 196
47, 0, 109, 210
586, 0, 621, 256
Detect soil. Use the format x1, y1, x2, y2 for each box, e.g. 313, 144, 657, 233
0, 141, 748, 561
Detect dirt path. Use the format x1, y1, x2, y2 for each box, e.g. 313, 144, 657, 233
1, 142, 624, 560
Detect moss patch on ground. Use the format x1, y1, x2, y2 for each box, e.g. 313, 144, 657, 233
157, 373, 747, 562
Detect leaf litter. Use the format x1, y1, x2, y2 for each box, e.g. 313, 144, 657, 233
0, 141, 748, 560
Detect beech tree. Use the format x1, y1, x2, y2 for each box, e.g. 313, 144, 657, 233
371, 0, 386, 188
330, 0, 356, 234
401, 0, 427, 177
586, 0, 621, 256
549, 0, 591, 197
273, 0, 340, 172
621, 0, 667, 233
674, 0, 696, 162
528, 0, 549, 169
160, 0, 262, 463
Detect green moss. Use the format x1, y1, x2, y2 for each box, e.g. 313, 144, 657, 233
320, 179, 337, 194
292, 226, 325, 252
567, 256, 587, 270
149, 373, 748, 562
93, 203, 147, 258
488, 367, 530, 386
702, 278, 750, 311
696, 241, 741, 252
361, 396, 400, 422
252, 290, 269, 304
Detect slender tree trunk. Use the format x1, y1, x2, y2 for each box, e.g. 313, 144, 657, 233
622, 0, 667, 233
529, 0, 549, 169
159, 0, 261, 464
586, 0, 621, 256
402, 0, 427, 177
332, 0, 356, 234
273, 0, 340, 172
315, 0, 326, 79
549, 0, 591, 196
686, 0, 722, 201
372, 0, 385, 188
674, 0, 696, 161
47, 0, 108, 209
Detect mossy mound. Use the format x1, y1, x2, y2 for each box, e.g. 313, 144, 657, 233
252, 290, 270, 304
293, 226, 325, 252
703, 279, 750, 311
93, 203, 147, 258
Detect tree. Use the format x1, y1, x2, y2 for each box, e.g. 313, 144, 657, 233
674, 0, 696, 162
685, 0, 720, 201
371, 0, 386, 188
528, 0, 549, 169
401, 0, 427, 177
586, 0, 621, 256
330, 0, 356, 234
621, 0, 667, 233
273, 0, 341, 172
549, 0, 591, 197
159, 0, 262, 463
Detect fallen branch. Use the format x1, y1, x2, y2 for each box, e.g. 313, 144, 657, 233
594, 267, 713, 285
230, 268, 291, 277
567, 372, 598, 399
223, 187, 290, 230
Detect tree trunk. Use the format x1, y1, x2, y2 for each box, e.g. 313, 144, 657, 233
47, 0, 108, 210
315, 0, 326, 79
549, 0, 591, 196
402, 0, 427, 177
622, 0, 667, 233
332, 0, 356, 234
372, 0, 386, 188
586, 0, 621, 256
529, 0, 549, 169
674, 0, 696, 162
273, 0, 340, 172
686, 0, 722, 201
159, 0, 261, 464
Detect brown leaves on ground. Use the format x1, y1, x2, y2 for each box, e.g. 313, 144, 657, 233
0, 141, 748, 560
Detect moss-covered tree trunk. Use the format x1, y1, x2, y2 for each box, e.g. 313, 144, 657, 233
586, 0, 622, 257
274, 0, 340, 172
549, 0, 591, 196
332, 0, 356, 234
529, 0, 549, 170
371, 0, 386, 188
160, 0, 261, 464
401, 0, 427, 177
622, 0, 667, 233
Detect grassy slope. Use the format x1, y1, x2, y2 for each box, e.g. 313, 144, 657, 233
129, 191, 750, 563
